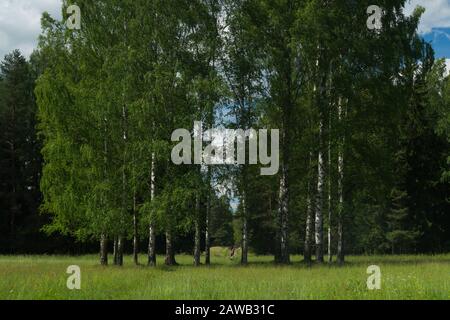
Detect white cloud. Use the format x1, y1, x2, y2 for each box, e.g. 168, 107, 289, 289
0, 0, 62, 59
404, 0, 450, 34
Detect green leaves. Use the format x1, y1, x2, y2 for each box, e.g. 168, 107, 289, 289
30, 0, 450, 257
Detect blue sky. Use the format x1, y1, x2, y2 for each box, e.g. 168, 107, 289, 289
423, 28, 450, 59
405, 0, 450, 69
0, 0, 449, 69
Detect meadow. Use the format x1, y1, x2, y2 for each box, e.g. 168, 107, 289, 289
1, 249, 449, 300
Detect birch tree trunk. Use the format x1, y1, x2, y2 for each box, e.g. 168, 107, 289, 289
148, 153, 156, 266
279, 174, 290, 263
315, 118, 325, 263
117, 103, 128, 267
113, 237, 118, 265
277, 45, 293, 265
327, 112, 333, 263
100, 234, 108, 266
165, 231, 177, 266
194, 192, 201, 266
102, 117, 110, 266
133, 193, 139, 265
117, 236, 124, 266
148, 224, 156, 266
241, 192, 248, 265
304, 152, 314, 264
205, 167, 211, 265
314, 52, 327, 264
337, 98, 345, 265
278, 166, 289, 264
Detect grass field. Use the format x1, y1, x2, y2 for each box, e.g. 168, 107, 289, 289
1, 250, 449, 300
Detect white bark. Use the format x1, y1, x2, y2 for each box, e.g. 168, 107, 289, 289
205, 170, 211, 265
337, 98, 345, 265
118, 104, 128, 267
117, 236, 124, 266
304, 152, 314, 263
315, 52, 326, 264
100, 234, 108, 266
194, 192, 201, 266
315, 118, 325, 263
148, 153, 156, 266
278, 166, 289, 264
113, 237, 118, 264
327, 111, 332, 263
241, 192, 248, 265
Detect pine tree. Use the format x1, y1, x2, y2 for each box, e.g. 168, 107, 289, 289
0, 50, 40, 253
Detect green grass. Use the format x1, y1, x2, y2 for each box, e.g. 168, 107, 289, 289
1, 251, 449, 300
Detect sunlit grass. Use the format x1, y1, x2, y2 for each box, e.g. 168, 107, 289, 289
1, 252, 449, 300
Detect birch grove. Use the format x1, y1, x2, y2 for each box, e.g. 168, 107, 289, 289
24, 0, 450, 266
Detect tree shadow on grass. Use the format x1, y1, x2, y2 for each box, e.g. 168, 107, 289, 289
217, 255, 450, 269
289, 255, 450, 268
140, 254, 450, 270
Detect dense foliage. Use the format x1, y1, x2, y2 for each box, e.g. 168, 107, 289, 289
0, 0, 449, 264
